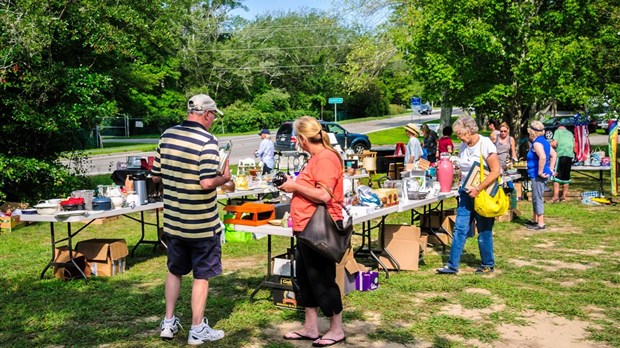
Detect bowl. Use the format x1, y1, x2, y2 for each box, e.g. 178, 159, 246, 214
21, 208, 38, 215
407, 191, 429, 200
34, 203, 60, 215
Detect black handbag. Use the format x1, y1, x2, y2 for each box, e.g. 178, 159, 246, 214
296, 184, 353, 262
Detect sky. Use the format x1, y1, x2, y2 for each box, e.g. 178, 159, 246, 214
230, 0, 333, 19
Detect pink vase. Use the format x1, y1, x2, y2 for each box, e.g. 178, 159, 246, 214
436, 154, 454, 192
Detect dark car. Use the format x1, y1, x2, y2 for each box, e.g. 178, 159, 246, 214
274, 120, 371, 153
542, 115, 597, 140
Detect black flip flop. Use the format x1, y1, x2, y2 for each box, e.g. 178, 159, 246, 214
283, 331, 320, 341
312, 337, 346, 347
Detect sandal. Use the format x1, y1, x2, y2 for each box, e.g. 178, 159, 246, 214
550, 198, 560, 203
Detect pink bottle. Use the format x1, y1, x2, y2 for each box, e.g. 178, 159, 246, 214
436, 153, 454, 192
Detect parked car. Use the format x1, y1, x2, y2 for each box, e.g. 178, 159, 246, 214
542, 115, 597, 140
414, 103, 432, 115
274, 120, 371, 153
599, 118, 618, 134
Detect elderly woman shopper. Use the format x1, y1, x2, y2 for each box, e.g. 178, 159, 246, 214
436, 116, 500, 274
526, 120, 556, 230
278, 116, 346, 347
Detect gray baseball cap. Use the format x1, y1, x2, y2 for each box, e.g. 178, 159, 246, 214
187, 94, 223, 115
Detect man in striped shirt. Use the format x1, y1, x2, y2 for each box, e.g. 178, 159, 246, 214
151, 94, 231, 345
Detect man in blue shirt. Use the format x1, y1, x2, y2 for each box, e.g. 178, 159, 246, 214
256, 129, 275, 174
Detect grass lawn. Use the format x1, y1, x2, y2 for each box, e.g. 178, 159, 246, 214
1, 169, 619, 347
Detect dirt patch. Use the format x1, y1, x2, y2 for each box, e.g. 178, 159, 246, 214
221, 255, 263, 273
496, 310, 608, 348
509, 258, 598, 271
263, 308, 608, 348
559, 278, 586, 287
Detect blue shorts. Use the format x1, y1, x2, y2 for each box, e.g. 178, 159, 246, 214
165, 235, 222, 279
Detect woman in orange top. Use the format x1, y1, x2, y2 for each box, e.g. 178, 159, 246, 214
278, 116, 346, 347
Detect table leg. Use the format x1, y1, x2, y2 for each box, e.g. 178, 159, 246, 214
65, 222, 88, 282
250, 235, 295, 303
40, 222, 56, 279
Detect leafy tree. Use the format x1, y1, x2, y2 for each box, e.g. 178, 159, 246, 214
391, 0, 618, 134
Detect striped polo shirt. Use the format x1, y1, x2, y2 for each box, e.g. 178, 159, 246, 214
151, 120, 222, 239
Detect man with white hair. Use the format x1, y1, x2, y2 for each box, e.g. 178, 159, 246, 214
151, 94, 230, 345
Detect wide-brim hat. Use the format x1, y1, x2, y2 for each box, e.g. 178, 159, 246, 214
404, 123, 420, 137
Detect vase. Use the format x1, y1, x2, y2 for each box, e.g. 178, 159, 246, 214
436, 153, 454, 193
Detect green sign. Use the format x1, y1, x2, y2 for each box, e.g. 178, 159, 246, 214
328, 97, 343, 104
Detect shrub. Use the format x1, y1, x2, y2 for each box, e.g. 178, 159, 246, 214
0, 155, 88, 205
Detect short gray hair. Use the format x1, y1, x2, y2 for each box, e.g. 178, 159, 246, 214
453, 116, 479, 135
528, 120, 544, 138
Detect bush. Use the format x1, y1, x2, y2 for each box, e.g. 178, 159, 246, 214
389, 104, 408, 115
0, 155, 88, 205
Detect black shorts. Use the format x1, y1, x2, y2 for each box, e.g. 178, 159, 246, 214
553, 156, 573, 184
165, 235, 222, 279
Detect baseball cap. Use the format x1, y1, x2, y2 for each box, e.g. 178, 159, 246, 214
187, 94, 223, 115
258, 129, 270, 135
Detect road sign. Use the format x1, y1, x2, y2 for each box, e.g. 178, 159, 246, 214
328, 97, 343, 104
411, 97, 421, 106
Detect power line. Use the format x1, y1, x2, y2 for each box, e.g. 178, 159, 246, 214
195, 43, 355, 52
212, 62, 346, 71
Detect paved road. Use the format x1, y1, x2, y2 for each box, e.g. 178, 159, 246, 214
69, 111, 610, 176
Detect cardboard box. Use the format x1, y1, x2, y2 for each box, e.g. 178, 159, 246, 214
495, 210, 514, 222
419, 234, 428, 256
76, 239, 129, 277
355, 271, 379, 291
53, 246, 91, 280
0, 215, 20, 232
421, 208, 456, 230
428, 232, 453, 246
336, 248, 366, 298
378, 224, 421, 271
271, 276, 303, 310
272, 254, 295, 277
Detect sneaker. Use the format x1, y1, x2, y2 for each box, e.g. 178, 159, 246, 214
474, 266, 494, 274
527, 224, 546, 230
188, 319, 225, 345
160, 316, 182, 340
524, 220, 537, 226
436, 266, 458, 274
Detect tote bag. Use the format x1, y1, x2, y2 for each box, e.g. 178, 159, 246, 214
296, 183, 353, 262
474, 154, 509, 218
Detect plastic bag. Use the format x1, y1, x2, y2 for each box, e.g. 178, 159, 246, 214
356, 185, 382, 208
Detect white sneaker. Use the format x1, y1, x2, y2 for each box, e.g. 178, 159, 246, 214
187, 318, 225, 345
160, 316, 181, 340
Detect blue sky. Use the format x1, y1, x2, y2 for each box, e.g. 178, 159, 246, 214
230, 0, 332, 19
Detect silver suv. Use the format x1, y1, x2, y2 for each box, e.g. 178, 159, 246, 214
274, 120, 371, 153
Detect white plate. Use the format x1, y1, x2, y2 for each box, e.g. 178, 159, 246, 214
55, 210, 88, 218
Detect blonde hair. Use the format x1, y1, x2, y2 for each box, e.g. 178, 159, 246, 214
293, 116, 342, 165
499, 122, 510, 132
528, 120, 544, 138
453, 116, 479, 135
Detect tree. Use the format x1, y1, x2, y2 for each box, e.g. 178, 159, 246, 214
391, 0, 618, 135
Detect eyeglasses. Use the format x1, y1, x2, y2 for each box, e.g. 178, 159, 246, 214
500, 130, 508, 133
207, 110, 218, 122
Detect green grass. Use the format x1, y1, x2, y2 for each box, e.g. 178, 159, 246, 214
1, 170, 619, 347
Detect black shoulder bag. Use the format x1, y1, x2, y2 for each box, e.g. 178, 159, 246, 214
296, 183, 353, 262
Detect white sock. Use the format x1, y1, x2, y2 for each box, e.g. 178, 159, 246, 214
164, 316, 176, 323
191, 322, 205, 330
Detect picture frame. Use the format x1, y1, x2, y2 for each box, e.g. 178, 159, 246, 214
461, 161, 499, 196
218, 141, 232, 174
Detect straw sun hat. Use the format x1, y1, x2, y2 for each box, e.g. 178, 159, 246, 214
404, 123, 420, 137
